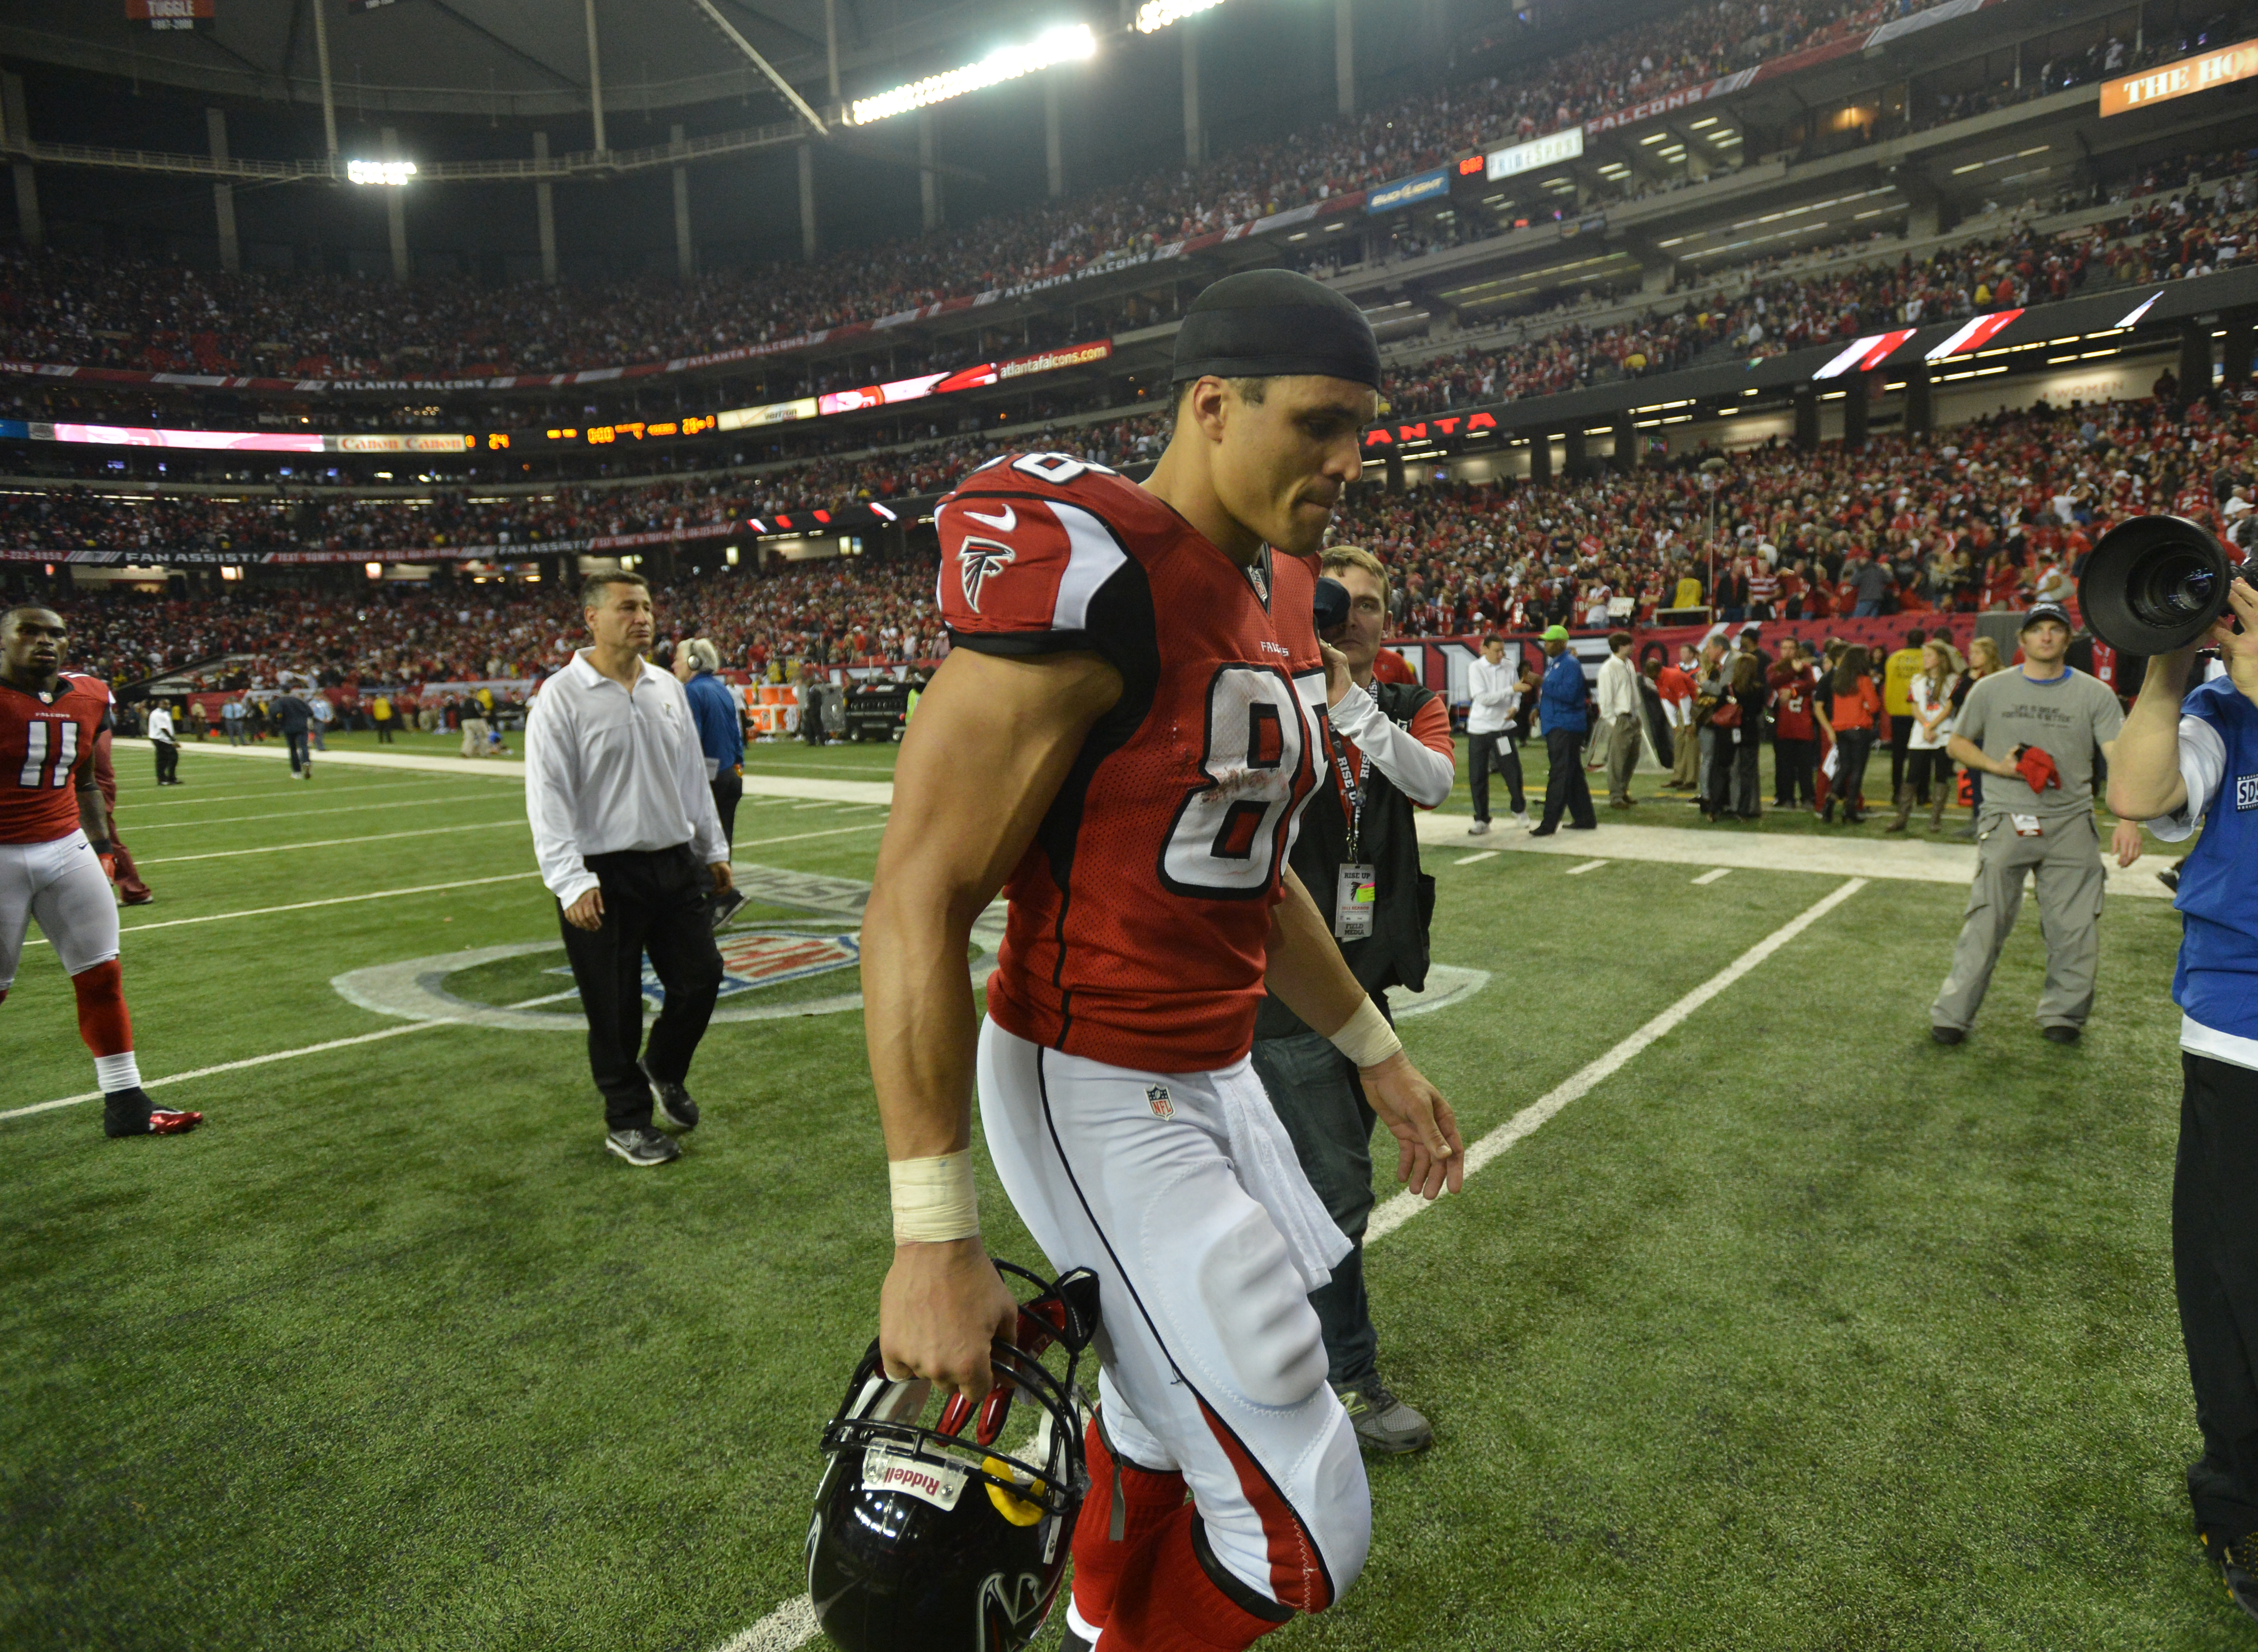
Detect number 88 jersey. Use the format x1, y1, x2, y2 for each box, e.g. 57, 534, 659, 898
0, 673, 108, 846
936, 453, 1329, 1072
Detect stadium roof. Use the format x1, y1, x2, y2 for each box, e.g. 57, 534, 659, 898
0, 0, 1078, 121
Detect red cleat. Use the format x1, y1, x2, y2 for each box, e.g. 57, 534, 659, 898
147, 1109, 202, 1134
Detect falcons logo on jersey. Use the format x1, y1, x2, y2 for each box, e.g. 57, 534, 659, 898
957, 502, 1020, 614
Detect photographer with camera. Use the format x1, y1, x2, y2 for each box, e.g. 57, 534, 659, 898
1251, 546, 1455, 1455
2108, 573, 2258, 1622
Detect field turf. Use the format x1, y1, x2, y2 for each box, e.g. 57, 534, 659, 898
1, 732, 2241, 1650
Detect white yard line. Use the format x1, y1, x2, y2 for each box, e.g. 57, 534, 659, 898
121, 777, 491, 810
136, 818, 529, 865
1454, 851, 1499, 866
710, 1596, 820, 1652
1564, 859, 1609, 875
1692, 867, 1734, 885
1363, 877, 1869, 1244
131, 793, 511, 831
2, 1022, 447, 1120
22, 872, 545, 949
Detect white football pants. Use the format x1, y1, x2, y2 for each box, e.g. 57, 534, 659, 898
977, 1019, 1370, 1613
0, 830, 119, 993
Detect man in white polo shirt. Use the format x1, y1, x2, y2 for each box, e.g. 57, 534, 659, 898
526, 570, 734, 1167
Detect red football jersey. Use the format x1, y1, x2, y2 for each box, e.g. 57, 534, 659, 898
935, 452, 1328, 1071
1, 672, 108, 845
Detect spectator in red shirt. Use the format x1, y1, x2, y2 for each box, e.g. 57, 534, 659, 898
1769, 638, 1820, 808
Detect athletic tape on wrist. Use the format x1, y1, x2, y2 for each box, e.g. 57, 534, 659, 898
889, 1149, 980, 1244
1328, 997, 1403, 1070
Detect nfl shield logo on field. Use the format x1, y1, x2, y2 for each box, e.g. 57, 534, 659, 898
1146, 1084, 1175, 1120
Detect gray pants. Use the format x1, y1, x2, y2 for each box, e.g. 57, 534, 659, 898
1249, 1026, 1380, 1390
1931, 811, 2105, 1032
1606, 713, 1639, 803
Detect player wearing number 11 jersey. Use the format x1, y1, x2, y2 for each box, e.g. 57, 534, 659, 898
859, 272, 1464, 1652
0, 606, 199, 1138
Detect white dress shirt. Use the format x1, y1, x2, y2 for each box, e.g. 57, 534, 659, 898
146, 705, 176, 744
1466, 657, 1516, 737
1327, 681, 1456, 807
1596, 652, 1641, 721
525, 651, 729, 906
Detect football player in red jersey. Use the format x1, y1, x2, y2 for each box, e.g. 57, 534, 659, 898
0, 607, 198, 1138
861, 272, 1463, 1652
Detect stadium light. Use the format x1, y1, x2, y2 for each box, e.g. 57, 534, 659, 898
848, 23, 1096, 124
1136, 0, 1225, 30
346, 160, 417, 185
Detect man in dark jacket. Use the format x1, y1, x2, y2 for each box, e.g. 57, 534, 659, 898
1251, 545, 1457, 1455
1532, 624, 1596, 835
271, 688, 315, 779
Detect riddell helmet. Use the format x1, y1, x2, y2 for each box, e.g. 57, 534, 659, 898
808, 1262, 1101, 1652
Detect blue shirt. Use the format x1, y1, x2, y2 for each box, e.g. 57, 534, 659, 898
1538, 650, 1588, 735
683, 670, 744, 776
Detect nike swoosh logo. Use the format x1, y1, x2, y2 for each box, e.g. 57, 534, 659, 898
961, 504, 1016, 533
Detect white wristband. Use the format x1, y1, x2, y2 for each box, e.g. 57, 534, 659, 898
889, 1149, 981, 1245
1327, 997, 1404, 1070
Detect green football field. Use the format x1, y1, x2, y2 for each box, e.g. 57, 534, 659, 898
3, 731, 2243, 1650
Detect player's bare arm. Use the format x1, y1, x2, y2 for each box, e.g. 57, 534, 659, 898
2111, 581, 2258, 819
1263, 866, 1465, 1200
863, 643, 1123, 1401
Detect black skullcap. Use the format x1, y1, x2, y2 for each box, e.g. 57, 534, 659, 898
1171, 268, 1380, 390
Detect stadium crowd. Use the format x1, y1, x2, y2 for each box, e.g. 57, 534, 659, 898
1330, 390, 2258, 638
0, 0, 2157, 383
1382, 158, 2258, 414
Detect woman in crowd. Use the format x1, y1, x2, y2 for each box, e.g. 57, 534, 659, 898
1723, 651, 1770, 822
1951, 635, 2003, 838
1888, 636, 1963, 833
1817, 644, 1884, 825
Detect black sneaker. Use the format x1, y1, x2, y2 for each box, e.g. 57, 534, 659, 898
605, 1127, 682, 1166
2042, 1025, 2081, 1045
640, 1061, 700, 1131
2159, 865, 2182, 894
1931, 1026, 1966, 1045
1333, 1379, 1433, 1454
2201, 1528, 2258, 1622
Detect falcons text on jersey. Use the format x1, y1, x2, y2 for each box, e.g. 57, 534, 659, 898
935, 452, 1330, 1071
1, 672, 107, 846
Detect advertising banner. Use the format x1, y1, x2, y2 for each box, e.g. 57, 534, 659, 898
1486, 129, 1583, 180
1366, 169, 1451, 215
2100, 35, 2258, 114
999, 339, 1112, 379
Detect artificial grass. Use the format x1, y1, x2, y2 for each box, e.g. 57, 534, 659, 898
0, 743, 2231, 1649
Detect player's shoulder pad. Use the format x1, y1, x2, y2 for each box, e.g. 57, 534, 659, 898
62, 672, 112, 703
935, 454, 1156, 650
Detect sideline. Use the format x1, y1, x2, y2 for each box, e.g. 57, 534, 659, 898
696, 877, 1870, 1652
1418, 814, 2170, 899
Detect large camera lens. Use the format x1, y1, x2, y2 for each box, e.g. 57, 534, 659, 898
2080, 514, 2236, 655
2130, 552, 2216, 625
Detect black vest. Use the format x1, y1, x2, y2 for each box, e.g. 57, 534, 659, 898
1253, 680, 1440, 1041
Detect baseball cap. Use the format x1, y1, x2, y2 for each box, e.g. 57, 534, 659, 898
1541, 624, 1571, 642
2020, 602, 2073, 632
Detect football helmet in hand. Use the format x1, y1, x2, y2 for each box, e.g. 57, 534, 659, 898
808, 1261, 1101, 1652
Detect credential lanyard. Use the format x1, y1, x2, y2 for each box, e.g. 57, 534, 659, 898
1329, 729, 1364, 863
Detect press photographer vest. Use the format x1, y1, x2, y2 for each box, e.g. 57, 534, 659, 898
1253, 680, 1439, 1042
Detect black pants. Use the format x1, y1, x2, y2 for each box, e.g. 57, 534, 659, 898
1538, 728, 1596, 832
1834, 728, 1876, 818
375, 721, 395, 744
1907, 746, 1954, 803
1468, 732, 1524, 820
284, 732, 310, 773
2178, 1052, 2258, 1538
709, 771, 742, 848
1250, 1025, 1385, 1389
153, 741, 178, 784
1888, 713, 1915, 797
557, 846, 725, 1131
1774, 736, 1816, 805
